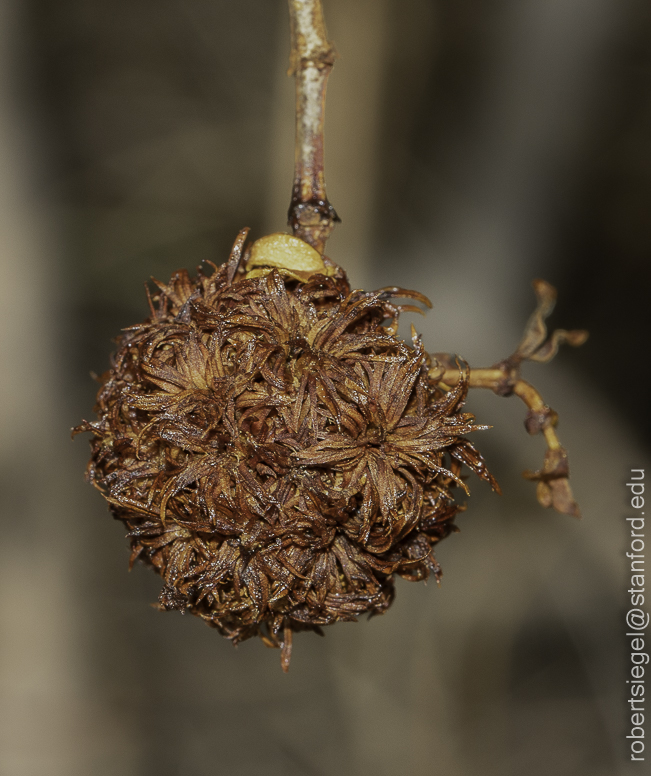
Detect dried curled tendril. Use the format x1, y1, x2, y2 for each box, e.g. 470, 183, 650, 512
75, 230, 586, 670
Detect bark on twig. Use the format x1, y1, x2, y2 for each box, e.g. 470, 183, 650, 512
287, 0, 339, 254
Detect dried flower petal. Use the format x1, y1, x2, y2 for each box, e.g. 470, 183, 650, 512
513, 279, 588, 364
523, 447, 580, 518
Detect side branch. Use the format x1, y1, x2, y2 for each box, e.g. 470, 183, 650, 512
428, 279, 588, 518
434, 364, 580, 517
287, 0, 339, 254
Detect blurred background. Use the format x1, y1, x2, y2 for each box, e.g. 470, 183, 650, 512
1, 0, 650, 774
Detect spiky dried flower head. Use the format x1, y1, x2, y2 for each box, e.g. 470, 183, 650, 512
76, 229, 498, 669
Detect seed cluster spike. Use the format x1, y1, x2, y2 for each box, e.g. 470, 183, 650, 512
75, 237, 497, 669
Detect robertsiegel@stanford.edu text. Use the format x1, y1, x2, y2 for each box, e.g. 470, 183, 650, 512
626, 468, 648, 762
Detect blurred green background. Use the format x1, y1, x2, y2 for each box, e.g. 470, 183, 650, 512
1, 1, 649, 774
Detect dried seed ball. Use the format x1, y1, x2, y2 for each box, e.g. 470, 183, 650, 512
77, 230, 497, 669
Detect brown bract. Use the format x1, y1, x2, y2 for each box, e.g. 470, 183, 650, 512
75, 231, 497, 670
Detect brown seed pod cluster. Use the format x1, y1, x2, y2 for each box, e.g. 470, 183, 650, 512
76, 230, 498, 669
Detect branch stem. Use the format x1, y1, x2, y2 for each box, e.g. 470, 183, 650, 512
436, 366, 562, 450
434, 364, 579, 516
287, 0, 339, 253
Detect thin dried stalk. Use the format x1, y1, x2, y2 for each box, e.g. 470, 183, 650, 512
430, 280, 588, 518
287, 0, 339, 253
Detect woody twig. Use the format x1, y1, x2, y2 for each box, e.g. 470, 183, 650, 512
287, 0, 339, 254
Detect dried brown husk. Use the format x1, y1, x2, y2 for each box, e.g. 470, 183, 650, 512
75, 232, 497, 668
